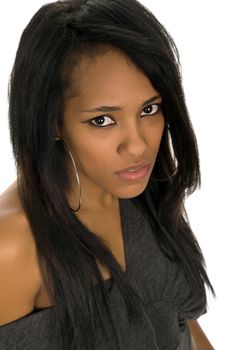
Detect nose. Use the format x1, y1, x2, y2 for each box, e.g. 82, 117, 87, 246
117, 123, 147, 159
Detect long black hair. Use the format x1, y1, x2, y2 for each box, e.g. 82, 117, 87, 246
9, 0, 214, 348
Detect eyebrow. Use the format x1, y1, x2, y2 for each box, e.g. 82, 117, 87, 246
80, 94, 161, 113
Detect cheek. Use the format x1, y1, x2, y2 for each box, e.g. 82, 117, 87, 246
157, 123, 165, 145
72, 134, 113, 170
146, 117, 165, 147
66, 116, 165, 171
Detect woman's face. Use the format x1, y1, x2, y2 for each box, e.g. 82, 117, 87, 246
60, 47, 165, 208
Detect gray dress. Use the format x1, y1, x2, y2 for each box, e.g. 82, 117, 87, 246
0, 198, 206, 349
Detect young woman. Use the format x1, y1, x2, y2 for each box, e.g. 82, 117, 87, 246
0, 0, 215, 349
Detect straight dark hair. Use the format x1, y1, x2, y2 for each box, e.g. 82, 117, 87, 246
9, 0, 214, 348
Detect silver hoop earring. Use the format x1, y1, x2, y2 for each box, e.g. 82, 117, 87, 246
55, 136, 82, 212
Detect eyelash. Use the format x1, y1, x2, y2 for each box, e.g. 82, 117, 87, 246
88, 103, 162, 128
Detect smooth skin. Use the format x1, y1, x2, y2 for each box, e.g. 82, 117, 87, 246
60, 46, 165, 211
0, 47, 214, 348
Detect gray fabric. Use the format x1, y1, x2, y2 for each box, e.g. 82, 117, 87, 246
0, 198, 206, 349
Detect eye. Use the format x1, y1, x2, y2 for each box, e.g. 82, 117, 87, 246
89, 116, 115, 127
88, 103, 161, 128
141, 103, 160, 116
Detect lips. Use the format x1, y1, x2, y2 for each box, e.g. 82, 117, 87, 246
117, 161, 151, 173
116, 162, 151, 181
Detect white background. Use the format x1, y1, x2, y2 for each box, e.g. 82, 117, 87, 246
0, 1, 232, 348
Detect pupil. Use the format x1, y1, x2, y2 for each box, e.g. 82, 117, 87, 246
145, 106, 152, 113
96, 117, 104, 124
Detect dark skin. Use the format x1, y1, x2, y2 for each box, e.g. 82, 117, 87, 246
0, 183, 215, 349
0, 47, 214, 348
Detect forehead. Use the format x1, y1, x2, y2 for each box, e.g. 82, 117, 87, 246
65, 47, 157, 104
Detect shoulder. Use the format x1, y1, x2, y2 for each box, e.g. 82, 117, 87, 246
188, 320, 214, 350
0, 181, 32, 240
0, 181, 42, 325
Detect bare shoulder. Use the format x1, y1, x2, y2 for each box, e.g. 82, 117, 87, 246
0, 181, 43, 325
188, 320, 215, 350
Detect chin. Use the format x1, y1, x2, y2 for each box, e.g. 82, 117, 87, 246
117, 182, 148, 199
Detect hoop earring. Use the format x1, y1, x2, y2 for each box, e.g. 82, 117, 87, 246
55, 136, 82, 212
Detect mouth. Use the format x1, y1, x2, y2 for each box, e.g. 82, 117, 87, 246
116, 162, 151, 181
